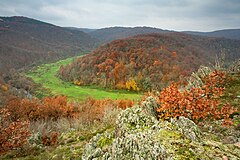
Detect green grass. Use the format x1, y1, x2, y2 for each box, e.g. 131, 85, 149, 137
26, 56, 141, 101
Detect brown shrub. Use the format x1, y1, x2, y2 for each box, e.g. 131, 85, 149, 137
0, 109, 30, 154
157, 70, 238, 125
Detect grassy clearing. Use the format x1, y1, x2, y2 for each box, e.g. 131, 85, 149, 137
26, 56, 141, 101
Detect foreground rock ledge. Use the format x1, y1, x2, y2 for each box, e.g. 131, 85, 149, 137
82, 97, 240, 160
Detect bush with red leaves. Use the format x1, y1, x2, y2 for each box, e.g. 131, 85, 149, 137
157, 70, 238, 125
0, 109, 30, 154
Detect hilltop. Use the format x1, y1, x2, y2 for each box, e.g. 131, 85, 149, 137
88, 26, 170, 43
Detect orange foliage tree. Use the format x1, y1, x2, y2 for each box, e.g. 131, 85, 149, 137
0, 109, 30, 154
3, 95, 135, 123
157, 70, 237, 125
78, 97, 134, 122
41, 131, 58, 146
111, 61, 127, 86
4, 96, 76, 121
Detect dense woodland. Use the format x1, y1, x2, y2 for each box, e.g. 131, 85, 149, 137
59, 33, 240, 91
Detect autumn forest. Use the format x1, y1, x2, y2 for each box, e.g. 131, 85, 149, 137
0, 16, 240, 159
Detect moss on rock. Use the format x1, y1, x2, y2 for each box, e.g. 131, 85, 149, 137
82, 97, 240, 160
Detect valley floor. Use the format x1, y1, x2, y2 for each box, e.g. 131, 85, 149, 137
26, 55, 141, 101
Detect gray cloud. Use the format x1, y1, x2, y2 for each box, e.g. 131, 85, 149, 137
0, 0, 239, 31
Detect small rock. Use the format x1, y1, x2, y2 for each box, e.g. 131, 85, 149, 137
172, 116, 201, 142
222, 155, 228, 160
223, 136, 236, 144
141, 96, 158, 118
234, 142, 240, 148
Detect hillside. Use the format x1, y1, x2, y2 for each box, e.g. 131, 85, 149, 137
185, 29, 240, 40
89, 26, 170, 43
65, 27, 97, 33
59, 33, 240, 91
0, 16, 97, 74
86, 26, 240, 44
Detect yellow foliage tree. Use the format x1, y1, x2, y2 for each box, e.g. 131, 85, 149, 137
126, 79, 139, 91
0, 84, 9, 91
73, 80, 83, 86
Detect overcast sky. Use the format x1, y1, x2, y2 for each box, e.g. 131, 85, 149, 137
0, 0, 239, 31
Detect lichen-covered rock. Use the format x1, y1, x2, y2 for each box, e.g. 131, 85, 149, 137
110, 130, 167, 160
186, 66, 212, 89
82, 103, 168, 160
115, 105, 161, 137
82, 97, 240, 160
141, 96, 159, 118
171, 116, 201, 142
82, 131, 114, 160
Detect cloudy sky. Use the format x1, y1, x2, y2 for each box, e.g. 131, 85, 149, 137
0, 0, 239, 31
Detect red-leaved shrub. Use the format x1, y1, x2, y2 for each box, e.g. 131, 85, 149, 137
0, 109, 30, 154
157, 70, 238, 125
4, 96, 76, 121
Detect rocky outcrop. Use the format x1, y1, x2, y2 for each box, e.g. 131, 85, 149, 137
82, 97, 240, 160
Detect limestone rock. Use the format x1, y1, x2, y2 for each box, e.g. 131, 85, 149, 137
82, 97, 240, 160
171, 116, 201, 142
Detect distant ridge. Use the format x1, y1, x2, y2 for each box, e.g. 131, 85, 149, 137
184, 29, 240, 40
88, 26, 171, 43
65, 27, 97, 33
70, 26, 240, 43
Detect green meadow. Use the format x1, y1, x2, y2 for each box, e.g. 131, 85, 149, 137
26, 56, 141, 101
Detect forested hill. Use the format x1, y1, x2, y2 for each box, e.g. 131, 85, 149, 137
59, 33, 240, 90
184, 29, 240, 40
0, 16, 97, 74
88, 26, 170, 43
65, 27, 97, 33
75, 26, 240, 44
